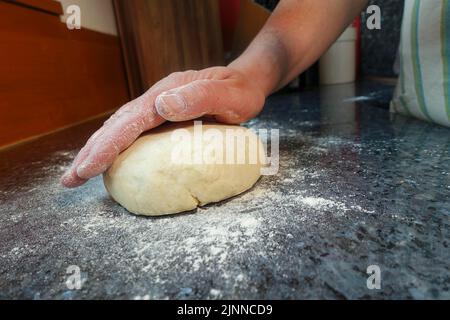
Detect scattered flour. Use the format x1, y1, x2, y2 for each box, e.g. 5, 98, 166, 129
298, 196, 375, 215
0, 129, 377, 299
299, 196, 347, 211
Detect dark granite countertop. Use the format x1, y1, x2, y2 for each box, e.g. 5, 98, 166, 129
0, 81, 449, 299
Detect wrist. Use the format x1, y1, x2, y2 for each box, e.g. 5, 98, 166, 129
228, 29, 292, 97
228, 53, 282, 97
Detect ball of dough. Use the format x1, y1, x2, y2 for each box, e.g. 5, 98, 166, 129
103, 121, 266, 216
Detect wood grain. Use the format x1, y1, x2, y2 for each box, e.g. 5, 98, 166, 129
114, 0, 224, 98
0, 1, 129, 148
6, 0, 63, 15
231, 0, 270, 59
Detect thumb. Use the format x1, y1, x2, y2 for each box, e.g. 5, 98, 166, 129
154, 79, 263, 123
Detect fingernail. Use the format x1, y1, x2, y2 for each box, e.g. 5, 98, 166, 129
76, 161, 91, 179
60, 170, 87, 188
77, 160, 108, 179
60, 171, 70, 185
156, 94, 187, 116
60, 170, 76, 187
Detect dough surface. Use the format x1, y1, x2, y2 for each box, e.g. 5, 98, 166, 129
103, 121, 266, 216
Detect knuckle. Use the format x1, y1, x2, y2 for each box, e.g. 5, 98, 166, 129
166, 70, 199, 83
207, 66, 234, 80
191, 80, 211, 97
167, 71, 183, 79
180, 81, 212, 107
184, 69, 197, 75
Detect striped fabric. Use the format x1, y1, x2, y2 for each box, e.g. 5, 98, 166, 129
391, 0, 450, 127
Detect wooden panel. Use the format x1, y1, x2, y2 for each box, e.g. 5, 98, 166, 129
231, 0, 270, 59
114, 0, 224, 98
0, 1, 129, 148
6, 0, 63, 15
219, 0, 241, 54
113, 0, 144, 101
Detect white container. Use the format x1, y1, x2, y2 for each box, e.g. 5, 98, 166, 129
319, 27, 357, 85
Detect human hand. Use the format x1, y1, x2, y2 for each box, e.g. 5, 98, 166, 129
60, 66, 266, 188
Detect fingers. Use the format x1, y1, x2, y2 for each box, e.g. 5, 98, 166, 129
60, 75, 189, 187
61, 100, 164, 187
60, 67, 264, 188
155, 78, 264, 123
60, 166, 88, 188
76, 107, 165, 180
60, 128, 104, 187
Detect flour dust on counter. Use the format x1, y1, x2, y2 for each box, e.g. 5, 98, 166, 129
0, 126, 377, 299
0, 82, 449, 299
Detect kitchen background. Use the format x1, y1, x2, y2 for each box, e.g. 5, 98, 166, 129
1, 0, 449, 300
0, 0, 404, 148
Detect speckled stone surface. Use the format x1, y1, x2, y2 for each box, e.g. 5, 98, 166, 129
361, 0, 404, 77
0, 82, 449, 299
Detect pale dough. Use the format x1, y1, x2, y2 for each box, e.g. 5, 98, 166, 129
103, 121, 266, 216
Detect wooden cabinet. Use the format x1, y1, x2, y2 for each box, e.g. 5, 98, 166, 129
113, 0, 224, 98
0, 0, 129, 148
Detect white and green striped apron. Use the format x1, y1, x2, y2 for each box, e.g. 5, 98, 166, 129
391, 0, 450, 127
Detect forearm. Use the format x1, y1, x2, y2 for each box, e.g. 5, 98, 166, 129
229, 0, 368, 95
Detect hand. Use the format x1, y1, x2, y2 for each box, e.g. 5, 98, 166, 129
60, 66, 266, 188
